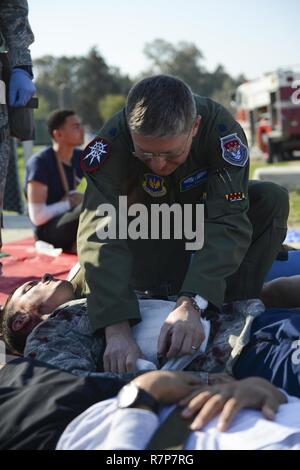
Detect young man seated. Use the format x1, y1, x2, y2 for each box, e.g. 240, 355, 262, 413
24, 109, 85, 252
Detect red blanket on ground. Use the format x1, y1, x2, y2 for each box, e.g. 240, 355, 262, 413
0, 238, 77, 305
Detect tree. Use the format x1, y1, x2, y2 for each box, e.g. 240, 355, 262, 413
34, 55, 81, 110
98, 94, 126, 122
143, 39, 206, 94
33, 48, 132, 131
142, 39, 245, 108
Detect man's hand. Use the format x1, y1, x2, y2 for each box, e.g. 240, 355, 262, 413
157, 297, 205, 359
179, 377, 287, 432
68, 191, 83, 209
104, 321, 143, 374
133, 370, 203, 404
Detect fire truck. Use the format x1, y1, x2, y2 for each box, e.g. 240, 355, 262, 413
233, 69, 300, 162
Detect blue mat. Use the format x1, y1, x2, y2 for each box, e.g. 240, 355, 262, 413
265, 251, 300, 282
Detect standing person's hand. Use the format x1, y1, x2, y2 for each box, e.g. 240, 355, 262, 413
157, 297, 205, 359
9, 68, 36, 107
104, 321, 143, 374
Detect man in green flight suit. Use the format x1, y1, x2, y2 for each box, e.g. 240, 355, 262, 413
77, 75, 289, 375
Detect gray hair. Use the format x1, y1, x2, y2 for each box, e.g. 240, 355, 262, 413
125, 75, 197, 137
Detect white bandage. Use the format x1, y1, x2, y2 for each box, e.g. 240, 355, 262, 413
0, 80, 6, 105
28, 199, 71, 226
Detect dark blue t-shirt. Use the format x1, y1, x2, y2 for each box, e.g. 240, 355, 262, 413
24, 147, 84, 205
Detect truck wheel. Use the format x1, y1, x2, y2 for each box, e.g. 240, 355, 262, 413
268, 141, 282, 163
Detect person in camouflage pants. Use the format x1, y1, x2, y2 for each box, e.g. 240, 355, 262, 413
0, 0, 35, 271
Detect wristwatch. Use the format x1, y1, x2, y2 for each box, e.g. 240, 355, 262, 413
179, 292, 208, 313
117, 382, 160, 414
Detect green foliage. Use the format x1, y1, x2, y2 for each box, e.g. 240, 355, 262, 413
34, 96, 50, 120
33, 39, 246, 134
33, 39, 246, 132
98, 94, 126, 122
34, 47, 132, 132
142, 39, 240, 109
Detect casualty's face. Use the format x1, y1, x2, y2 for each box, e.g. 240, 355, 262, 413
10, 274, 75, 318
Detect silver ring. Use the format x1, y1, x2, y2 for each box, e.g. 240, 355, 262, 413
191, 345, 198, 351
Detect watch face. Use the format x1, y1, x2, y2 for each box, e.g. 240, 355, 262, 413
117, 383, 139, 409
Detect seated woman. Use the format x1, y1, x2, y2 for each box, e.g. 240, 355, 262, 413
24, 109, 85, 252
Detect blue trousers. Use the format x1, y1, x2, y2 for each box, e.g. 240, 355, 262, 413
233, 308, 300, 398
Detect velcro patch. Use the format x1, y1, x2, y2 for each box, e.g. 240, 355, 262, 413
225, 192, 246, 202
80, 137, 111, 173
220, 133, 249, 167
180, 170, 208, 192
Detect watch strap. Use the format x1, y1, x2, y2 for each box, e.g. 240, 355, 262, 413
178, 292, 204, 314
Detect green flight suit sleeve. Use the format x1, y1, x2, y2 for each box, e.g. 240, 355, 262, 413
77, 124, 140, 334
181, 110, 253, 308
0, 0, 34, 68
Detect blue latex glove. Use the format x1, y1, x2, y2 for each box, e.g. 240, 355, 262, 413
9, 68, 36, 107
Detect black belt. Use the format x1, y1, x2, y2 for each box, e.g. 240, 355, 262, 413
135, 281, 178, 299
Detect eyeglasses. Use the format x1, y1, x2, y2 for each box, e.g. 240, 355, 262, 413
132, 124, 194, 161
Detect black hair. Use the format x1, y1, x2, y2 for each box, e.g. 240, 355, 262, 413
47, 109, 75, 138
0, 288, 29, 354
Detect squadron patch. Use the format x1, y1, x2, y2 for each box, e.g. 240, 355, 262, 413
225, 192, 246, 202
180, 170, 208, 192
142, 174, 167, 197
80, 137, 111, 173
220, 133, 249, 167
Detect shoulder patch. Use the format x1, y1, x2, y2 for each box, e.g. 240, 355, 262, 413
80, 137, 111, 173
220, 133, 249, 167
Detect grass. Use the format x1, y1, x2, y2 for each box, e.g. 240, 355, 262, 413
9, 146, 300, 227
250, 160, 300, 228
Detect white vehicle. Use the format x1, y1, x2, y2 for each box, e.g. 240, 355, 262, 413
233, 69, 300, 162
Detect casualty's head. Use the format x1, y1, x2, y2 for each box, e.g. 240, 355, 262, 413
0, 274, 75, 354
47, 109, 84, 147
126, 74, 201, 177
